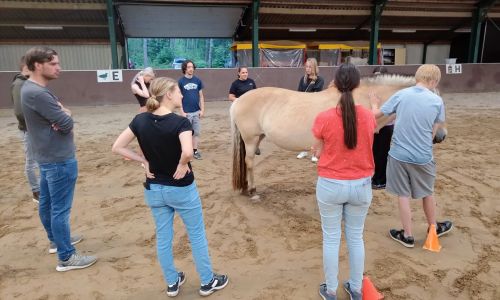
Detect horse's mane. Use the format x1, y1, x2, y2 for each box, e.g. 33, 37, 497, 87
362, 74, 416, 87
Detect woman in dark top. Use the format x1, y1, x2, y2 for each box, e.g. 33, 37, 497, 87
297, 57, 324, 93
228, 66, 257, 101
371, 66, 394, 190
112, 77, 228, 297
297, 57, 324, 162
131, 67, 155, 112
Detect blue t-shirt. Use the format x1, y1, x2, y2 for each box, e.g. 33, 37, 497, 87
178, 76, 203, 113
380, 85, 445, 164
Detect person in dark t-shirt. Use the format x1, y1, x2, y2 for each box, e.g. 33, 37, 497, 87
131, 67, 155, 112
228, 66, 257, 101
112, 77, 228, 297
178, 60, 204, 160
296, 57, 324, 162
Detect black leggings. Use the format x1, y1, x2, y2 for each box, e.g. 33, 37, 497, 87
372, 125, 393, 185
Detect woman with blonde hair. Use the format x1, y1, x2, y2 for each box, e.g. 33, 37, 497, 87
113, 77, 228, 297
297, 57, 324, 161
131, 67, 155, 112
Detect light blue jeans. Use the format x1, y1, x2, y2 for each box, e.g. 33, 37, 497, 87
316, 176, 372, 294
144, 182, 213, 286
38, 158, 78, 261
20, 131, 40, 193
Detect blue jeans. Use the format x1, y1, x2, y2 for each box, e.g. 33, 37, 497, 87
38, 158, 78, 261
144, 182, 213, 285
316, 176, 372, 294
20, 131, 40, 193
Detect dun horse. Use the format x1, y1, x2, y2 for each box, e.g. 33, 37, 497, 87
231, 74, 447, 198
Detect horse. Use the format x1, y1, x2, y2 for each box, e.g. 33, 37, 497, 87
230, 74, 447, 198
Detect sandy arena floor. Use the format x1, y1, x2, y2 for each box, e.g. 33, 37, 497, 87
0, 92, 499, 300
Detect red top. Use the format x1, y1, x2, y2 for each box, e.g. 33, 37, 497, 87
312, 105, 376, 180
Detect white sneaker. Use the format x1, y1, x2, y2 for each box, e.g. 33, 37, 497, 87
311, 156, 318, 163
297, 151, 308, 159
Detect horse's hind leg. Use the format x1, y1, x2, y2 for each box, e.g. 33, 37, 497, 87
244, 136, 260, 199
255, 134, 265, 155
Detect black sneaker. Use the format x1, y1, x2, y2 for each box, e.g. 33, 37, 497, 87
343, 281, 362, 300
319, 283, 337, 300
167, 272, 186, 297
436, 221, 453, 237
199, 273, 228, 297
372, 183, 386, 190
193, 151, 202, 160
389, 229, 415, 248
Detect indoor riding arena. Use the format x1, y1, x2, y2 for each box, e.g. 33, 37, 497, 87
1, 1, 499, 299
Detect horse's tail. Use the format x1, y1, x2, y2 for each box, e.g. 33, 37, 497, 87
230, 103, 248, 192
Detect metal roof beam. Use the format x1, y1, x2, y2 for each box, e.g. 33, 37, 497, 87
468, 0, 498, 62
369, 0, 388, 65
0, 23, 108, 28
252, 0, 259, 67
0, 1, 105, 10
260, 7, 370, 16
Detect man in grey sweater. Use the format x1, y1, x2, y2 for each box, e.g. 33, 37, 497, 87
21, 46, 97, 272
11, 56, 40, 203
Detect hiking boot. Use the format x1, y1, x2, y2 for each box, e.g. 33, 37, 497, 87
319, 283, 337, 300
49, 234, 84, 254
199, 273, 228, 297
343, 281, 362, 300
167, 272, 186, 297
296, 151, 308, 159
311, 156, 319, 163
389, 229, 415, 248
56, 252, 97, 272
32, 191, 40, 204
194, 151, 202, 160
435, 221, 453, 237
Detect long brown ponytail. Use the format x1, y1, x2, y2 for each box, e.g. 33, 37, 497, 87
334, 63, 361, 149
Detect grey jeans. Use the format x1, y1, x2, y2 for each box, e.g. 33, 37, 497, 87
20, 131, 40, 193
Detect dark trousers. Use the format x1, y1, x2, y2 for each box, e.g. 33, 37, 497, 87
372, 125, 393, 185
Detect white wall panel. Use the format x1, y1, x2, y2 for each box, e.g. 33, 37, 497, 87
0, 44, 123, 71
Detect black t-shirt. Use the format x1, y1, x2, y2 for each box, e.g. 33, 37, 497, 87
133, 80, 150, 107
297, 76, 324, 93
129, 112, 194, 187
229, 78, 257, 98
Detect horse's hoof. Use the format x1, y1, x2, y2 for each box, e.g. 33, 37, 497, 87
433, 128, 447, 144
250, 194, 261, 201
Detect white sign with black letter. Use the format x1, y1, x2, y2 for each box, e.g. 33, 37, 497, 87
445, 64, 462, 74
97, 70, 123, 82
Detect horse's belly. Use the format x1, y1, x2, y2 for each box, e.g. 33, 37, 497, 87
265, 131, 315, 151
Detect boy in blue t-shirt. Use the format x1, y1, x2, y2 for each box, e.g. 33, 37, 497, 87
179, 60, 205, 160
370, 64, 452, 248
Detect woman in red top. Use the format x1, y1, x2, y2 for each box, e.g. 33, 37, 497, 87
312, 63, 376, 300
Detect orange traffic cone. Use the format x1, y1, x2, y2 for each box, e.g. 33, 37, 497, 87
423, 224, 442, 252
362, 276, 384, 300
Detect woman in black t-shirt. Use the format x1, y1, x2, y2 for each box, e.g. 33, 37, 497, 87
112, 77, 228, 296
297, 58, 324, 162
131, 67, 155, 112
228, 66, 257, 101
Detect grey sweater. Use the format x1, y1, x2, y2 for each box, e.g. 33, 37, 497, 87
21, 80, 75, 163
11, 73, 28, 131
